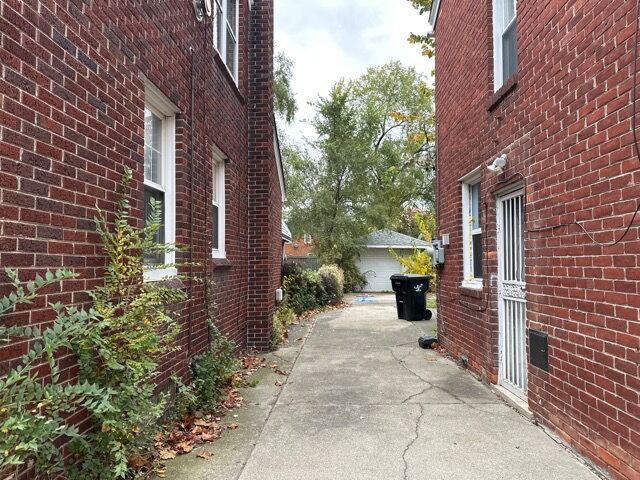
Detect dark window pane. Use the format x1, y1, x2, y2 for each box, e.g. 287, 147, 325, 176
144, 187, 165, 266
502, 20, 517, 81
212, 204, 219, 250
471, 183, 480, 229
472, 233, 483, 279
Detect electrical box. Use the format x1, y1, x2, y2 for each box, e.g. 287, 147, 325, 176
431, 240, 445, 267
529, 330, 549, 371
275, 288, 284, 303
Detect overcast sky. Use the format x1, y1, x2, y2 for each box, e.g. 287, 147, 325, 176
274, 0, 434, 142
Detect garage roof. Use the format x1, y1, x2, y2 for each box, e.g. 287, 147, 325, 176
359, 229, 431, 250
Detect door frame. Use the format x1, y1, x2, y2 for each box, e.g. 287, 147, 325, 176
496, 187, 527, 399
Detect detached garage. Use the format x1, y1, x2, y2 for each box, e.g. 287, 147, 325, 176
355, 230, 432, 292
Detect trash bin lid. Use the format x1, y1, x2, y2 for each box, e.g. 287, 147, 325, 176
390, 274, 409, 280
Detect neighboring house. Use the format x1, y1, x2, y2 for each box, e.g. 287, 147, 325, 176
430, 1, 638, 478
356, 230, 432, 292
284, 233, 319, 269
0, 0, 283, 387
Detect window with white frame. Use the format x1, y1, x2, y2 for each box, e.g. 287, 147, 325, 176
213, 0, 239, 81
492, 0, 517, 90
461, 172, 483, 287
212, 152, 226, 258
303, 233, 312, 245
143, 83, 177, 281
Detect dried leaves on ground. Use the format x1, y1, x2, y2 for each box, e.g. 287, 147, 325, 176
154, 354, 267, 465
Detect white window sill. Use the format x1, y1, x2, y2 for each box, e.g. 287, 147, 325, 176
144, 267, 178, 283
212, 250, 226, 259
461, 280, 483, 291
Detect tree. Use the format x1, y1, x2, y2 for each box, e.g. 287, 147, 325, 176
352, 62, 435, 230
283, 63, 436, 290
304, 82, 371, 288
274, 52, 297, 123
407, 0, 435, 58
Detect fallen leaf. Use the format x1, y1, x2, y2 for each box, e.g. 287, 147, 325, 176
227, 422, 239, 430
158, 449, 177, 460
275, 380, 283, 387
201, 432, 217, 442
197, 450, 212, 460
128, 454, 149, 470
176, 442, 193, 453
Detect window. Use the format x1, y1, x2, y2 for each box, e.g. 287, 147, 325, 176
213, 0, 239, 81
461, 170, 483, 287
492, 0, 517, 90
303, 234, 312, 245
212, 151, 226, 258
143, 83, 177, 281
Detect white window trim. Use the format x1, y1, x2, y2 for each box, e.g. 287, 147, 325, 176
143, 82, 178, 282
213, 0, 240, 83
212, 147, 226, 259
492, 0, 517, 91
461, 168, 483, 290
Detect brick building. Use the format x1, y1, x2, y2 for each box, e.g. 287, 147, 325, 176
429, 1, 639, 478
0, 0, 284, 390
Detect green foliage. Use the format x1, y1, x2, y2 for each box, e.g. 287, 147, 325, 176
0, 168, 188, 479
64, 167, 186, 479
274, 52, 297, 123
272, 305, 296, 346
0, 270, 112, 477
283, 63, 435, 285
171, 375, 200, 420
283, 267, 328, 315
407, 0, 435, 58
317, 265, 345, 301
391, 213, 437, 288
189, 328, 240, 413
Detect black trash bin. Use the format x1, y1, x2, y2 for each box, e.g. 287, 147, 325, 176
390, 274, 432, 321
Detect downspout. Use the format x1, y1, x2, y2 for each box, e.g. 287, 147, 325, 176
188, 46, 195, 355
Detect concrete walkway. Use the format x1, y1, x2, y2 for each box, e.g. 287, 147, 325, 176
166, 294, 599, 480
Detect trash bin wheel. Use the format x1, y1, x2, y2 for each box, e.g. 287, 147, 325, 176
424, 309, 433, 321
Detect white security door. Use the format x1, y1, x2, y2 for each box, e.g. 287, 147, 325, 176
497, 189, 527, 399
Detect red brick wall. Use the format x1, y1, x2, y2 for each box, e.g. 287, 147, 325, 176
247, 0, 283, 350
434, 1, 639, 478
0, 0, 276, 397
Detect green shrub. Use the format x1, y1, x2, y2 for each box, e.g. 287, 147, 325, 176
0, 168, 186, 479
271, 306, 296, 346
342, 262, 367, 292
68, 168, 185, 479
0, 269, 111, 477
318, 265, 344, 301
190, 328, 240, 413
283, 267, 324, 315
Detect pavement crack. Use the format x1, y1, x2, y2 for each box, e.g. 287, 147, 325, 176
401, 385, 432, 404
401, 404, 424, 480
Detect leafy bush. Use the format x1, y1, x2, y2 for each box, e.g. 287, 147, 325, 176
283, 267, 328, 315
342, 262, 367, 292
318, 265, 344, 301
0, 168, 186, 479
68, 168, 185, 479
271, 306, 296, 346
189, 328, 240, 413
0, 270, 111, 477
391, 212, 437, 289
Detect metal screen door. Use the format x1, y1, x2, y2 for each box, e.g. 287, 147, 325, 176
497, 189, 527, 398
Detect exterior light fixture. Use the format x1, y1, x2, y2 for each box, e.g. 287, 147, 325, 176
193, 0, 213, 21
487, 154, 507, 174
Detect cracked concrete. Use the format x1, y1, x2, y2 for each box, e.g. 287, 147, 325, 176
166, 293, 599, 480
